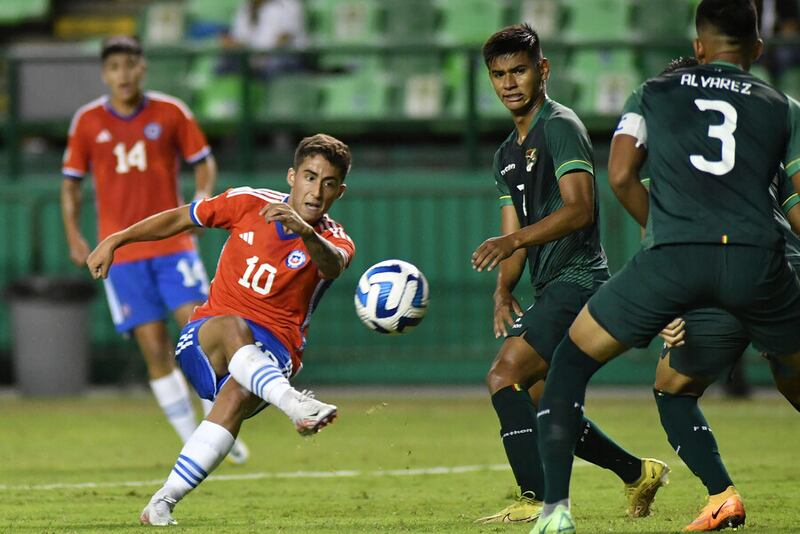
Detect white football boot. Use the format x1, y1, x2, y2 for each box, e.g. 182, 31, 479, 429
284, 390, 338, 436
140, 489, 178, 526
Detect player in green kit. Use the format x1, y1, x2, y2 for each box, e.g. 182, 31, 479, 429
471, 24, 667, 524
533, 1, 800, 532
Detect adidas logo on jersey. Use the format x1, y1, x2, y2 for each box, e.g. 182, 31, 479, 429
95, 129, 112, 143
239, 231, 254, 245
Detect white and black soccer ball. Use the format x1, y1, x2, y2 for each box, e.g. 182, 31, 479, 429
354, 259, 429, 334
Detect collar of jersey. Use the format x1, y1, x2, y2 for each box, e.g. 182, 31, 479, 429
516, 98, 550, 145
709, 60, 745, 71
103, 95, 148, 121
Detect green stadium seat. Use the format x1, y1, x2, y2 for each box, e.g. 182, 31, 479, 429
140, 2, 186, 46
307, 0, 383, 45
185, 0, 239, 26
443, 53, 507, 119
436, 0, 509, 45
401, 73, 445, 118
318, 71, 392, 119
518, 0, 564, 39
635, 0, 693, 39
146, 56, 194, 103
562, 0, 631, 40
258, 74, 321, 120
384, 0, 437, 43
0, 0, 49, 25
640, 48, 693, 79
570, 49, 638, 115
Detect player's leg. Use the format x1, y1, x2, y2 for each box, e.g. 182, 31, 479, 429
198, 315, 336, 435
103, 259, 200, 442
141, 379, 263, 525
534, 247, 690, 531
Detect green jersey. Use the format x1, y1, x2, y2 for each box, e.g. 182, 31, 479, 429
774, 169, 800, 266
620, 61, 800, 250
493, 98, 609, 295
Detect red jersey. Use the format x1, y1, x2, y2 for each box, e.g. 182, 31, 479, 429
62, 91, 211, 263
189, 187, 355, 373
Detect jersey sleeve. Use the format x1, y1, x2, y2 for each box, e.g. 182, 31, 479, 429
175, 103, 211, 164
62, 111, 90, 179
492, 149, 513, 208
544, 113, 594, 180
778, 168, 800, 214
784, 96, 800, 177
190, 188, 244, 230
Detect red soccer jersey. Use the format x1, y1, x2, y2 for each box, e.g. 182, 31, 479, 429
62, 91, 211, 263
189, 187, 355, 374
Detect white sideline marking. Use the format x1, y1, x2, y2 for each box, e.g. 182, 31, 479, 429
0, 461, 592, 492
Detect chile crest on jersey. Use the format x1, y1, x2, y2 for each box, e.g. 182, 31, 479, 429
286, 249, 308, 269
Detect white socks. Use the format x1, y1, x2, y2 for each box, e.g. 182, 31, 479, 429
228, 344, 295, 413
150, 369, 197, 443
162, 421, 234, 503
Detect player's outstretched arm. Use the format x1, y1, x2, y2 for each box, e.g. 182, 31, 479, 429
61, 179, 91, 267
86, 205, 195, 279
609, 133, 649, 226
259, 203, 346, 279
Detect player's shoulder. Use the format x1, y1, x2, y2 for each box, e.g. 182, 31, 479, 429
316, 212, 351, 240
145, 91, 197, 119
542, 99, 588, 136
494, 130, 517, 161
68, 95, 107, 134
223, 186, 287, 205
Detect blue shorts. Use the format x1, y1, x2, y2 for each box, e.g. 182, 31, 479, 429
102, 250, 209, 335
175, 316, 294, 404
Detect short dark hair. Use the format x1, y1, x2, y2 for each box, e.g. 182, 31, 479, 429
293, 134, 352, 180
101, 35, 143, 61
482, 23, 542, 67
661, 56, 699, 75
696, 0, 759, 45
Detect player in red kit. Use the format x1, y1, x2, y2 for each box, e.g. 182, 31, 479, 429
86, 134, 353, 526
61, 36, 247, 461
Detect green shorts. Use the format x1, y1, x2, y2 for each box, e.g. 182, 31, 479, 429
508, 281, 597, 363
588, 244, 800, 356
664, 308, 749, 381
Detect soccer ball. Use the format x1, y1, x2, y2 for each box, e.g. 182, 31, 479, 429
354, 259, 429, 334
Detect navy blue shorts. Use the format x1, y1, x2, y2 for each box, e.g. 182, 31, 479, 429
102, 250, 209, 334
175, 316, 294, 403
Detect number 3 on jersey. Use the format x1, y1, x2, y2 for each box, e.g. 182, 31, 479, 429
238, 256, 277, 295
113, 140, 147, 173
690, 99, 737, 176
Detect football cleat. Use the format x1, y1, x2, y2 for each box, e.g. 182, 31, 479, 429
530, 504, 575, 534
285, 390, 337, 436
625, 458, 670, 517
683, 486, 745, 531
474, 491, 543, 523
225, 438, 250, 465
140, 489, 177, 526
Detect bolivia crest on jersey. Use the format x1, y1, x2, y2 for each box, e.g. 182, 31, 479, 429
525, 148, 538, 172
286, 250, 308, 269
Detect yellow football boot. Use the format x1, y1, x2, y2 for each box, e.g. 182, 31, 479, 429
624, 458, 670, 517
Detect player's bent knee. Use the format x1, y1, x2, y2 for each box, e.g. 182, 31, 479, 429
654, 353, 709, 396
486, 338, 548, 394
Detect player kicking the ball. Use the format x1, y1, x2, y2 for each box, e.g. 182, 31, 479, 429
87, 134, 353, 526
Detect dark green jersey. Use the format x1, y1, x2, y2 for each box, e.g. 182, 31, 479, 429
774, 169, 800, 267
493, 98, 609, 294
621, 61, 800, 250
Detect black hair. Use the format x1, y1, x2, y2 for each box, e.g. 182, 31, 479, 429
696, 0, 759, 45
661, 56, 699, 75
482, 23, 542, 67
101, 35, 142, 61
293, 134, 352, 180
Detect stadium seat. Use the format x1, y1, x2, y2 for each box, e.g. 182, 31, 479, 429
184, 0, 239, 39
259, 74, 321, 120
518, 0, 564, 39
640, 48, 693, 79
562, 0, 632, 40
318, 70, 393, 119
635, 0, 693, 39
443, 53, 507, 119
307, 0, 383, 45
141, 2, 185, 46
436, 0, 509, 45
0, 0, 48, 25
384, 0, 437, 44
570, 49, 638, 115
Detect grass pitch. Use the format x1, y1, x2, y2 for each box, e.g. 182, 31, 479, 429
0, 389, 797, 533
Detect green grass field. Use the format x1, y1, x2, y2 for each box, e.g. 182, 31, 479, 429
0, 390, 797, 533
